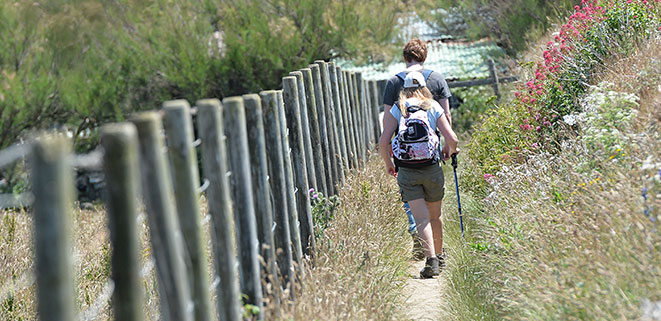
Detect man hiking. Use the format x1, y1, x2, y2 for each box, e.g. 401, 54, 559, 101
382, 39, 453, 266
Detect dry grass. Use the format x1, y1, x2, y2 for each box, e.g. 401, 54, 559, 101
442, 36, 661, 320
0, 202, 165, 320
274, 155, 411, 321
0, 154, 413, 321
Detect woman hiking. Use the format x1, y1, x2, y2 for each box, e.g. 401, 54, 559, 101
379, 71, 459, 278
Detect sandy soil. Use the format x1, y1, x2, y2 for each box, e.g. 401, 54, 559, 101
402, 259, 445, 321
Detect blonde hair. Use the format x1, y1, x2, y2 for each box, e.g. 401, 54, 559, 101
398, 86, 434, 117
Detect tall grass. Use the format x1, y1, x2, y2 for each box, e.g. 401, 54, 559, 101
275, 156, 411, 320
442, 23, 661, 321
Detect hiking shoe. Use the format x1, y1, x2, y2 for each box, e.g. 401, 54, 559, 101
419, 256, 440, 279
436, 248, 447, 269
411, 233, 425, 261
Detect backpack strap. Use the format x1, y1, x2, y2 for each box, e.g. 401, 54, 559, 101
396, 69, 433, 82
422, 69, 433, 81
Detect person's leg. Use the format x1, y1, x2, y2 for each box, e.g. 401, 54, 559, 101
426, 200, 443, 255
403, 202, 416, 235
408, 198, 434, 258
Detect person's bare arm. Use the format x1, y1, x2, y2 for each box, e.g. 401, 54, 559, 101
436, 113, 458, 160
379, 110, 398, 177
437, 98, 452, 127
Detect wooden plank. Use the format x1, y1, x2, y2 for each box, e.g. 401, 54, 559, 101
282, 77, 315, 258
196, 99, 243, 321
132, 112, 192, 321
31, 136, 75, 321
163, 100, 213, 321
101, 123, 144, 321
222, 97, 263, 316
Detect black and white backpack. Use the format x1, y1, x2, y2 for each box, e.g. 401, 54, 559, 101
391, 101, 439, 168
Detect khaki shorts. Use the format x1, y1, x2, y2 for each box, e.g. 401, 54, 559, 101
397, 163, 445, 202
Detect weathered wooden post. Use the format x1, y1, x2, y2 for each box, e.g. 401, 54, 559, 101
301, 68, 328, 197
362, 78, 373, 147
289, 71, 318, 193
333, 66, 351, 170
131, 112, 192, 321
260, 91, 295, 289
342, 70, 358, 169
310, 64, 334, 195
488, 59, 501, 100
351, 72, 365, 166
356, 72, 369, 159
276, 90, 304, 270
222, 97, 263, 315
32, 136, 75, 321
282, 77, 315, 257
242, 94, 278, 290
196, 99, 242, 321
315, 60, 341, 189
101, 124, 144, 321
163, 100, 213, 321
328, 62, 348, 183
369, 80, 381, 146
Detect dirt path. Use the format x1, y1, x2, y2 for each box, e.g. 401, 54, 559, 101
403, 259, 445, 320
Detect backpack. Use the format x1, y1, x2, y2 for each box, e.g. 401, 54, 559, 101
391, 101, 440, 168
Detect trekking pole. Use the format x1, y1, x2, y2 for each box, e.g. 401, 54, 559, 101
451, 153, 464, 239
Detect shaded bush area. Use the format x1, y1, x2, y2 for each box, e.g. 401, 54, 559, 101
418, 0, 578, 53
0, 0, 406, 153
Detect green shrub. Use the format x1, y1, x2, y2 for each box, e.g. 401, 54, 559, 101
419, 0, 577, 54
465, 0, 661, 192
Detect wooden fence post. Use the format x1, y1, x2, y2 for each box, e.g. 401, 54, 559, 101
100, 124, 144, 321
131, 112, 192, 321
301, 68, 328, 197
242, 94, 278, 291
283, 77, 315, 258
222, 97, 263, 315
276, 90, 304, 271
351, 72, 365, 166
260, 91, 295, 290
356, 72, 369, 159
335, 67, 352, 171
315, 60, 341, 189
488, 59, 501, 100
369, 80, 381, 146
196, 99, 243, 321
289, 71, 318, 194
32, 136, 75, 321
360, 76, 373, 147
328, 62, 348, 182
163, 100, 213, 321
342, 70, 358, 169
310, 64, 334, 195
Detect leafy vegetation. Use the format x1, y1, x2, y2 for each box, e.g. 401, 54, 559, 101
0, 0, 408, 152
466, 0, 661, 191
418, 0, 578, 54
440, 1, 661, 319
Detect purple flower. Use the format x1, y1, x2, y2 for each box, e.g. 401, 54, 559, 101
308, 188, 315, 194
312, 193, 319, 200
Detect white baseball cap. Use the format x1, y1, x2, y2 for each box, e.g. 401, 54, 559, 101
403, 71, 426, 88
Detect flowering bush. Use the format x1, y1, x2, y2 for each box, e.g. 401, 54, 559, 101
467, 0, 661, 192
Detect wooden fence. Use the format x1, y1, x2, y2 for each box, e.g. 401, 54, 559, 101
0, 61, 383, 321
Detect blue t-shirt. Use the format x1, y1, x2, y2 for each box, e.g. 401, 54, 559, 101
390, 98, 444, 131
